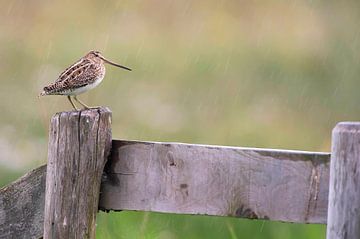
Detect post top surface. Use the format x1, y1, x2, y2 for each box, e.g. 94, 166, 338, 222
334, 122, 360, 133
52, 107, 112, 118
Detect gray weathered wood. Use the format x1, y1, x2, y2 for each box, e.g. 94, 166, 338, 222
0, 140, 330, 238
0, 166, 46, 239
100, 140, 330, 224
326, 122, 360, 239
43, 107, 112, 239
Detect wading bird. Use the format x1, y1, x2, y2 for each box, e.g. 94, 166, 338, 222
39, 50, 131, 110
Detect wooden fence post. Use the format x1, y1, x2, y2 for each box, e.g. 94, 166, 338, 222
327, 122, 360, 239
43, 107, 112, 239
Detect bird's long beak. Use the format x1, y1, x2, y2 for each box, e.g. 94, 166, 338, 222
100, 56, 132, 71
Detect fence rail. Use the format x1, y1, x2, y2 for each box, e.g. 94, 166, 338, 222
101, 140, 330, 223
0, 141, 330, 238
0, 107, 359, 239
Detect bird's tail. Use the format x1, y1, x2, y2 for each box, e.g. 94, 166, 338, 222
38, 91, 47, 98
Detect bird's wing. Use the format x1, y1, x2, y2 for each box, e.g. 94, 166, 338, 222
43, 61, 99, 95
58, 62, 99, 88
55, 58, 93, 83
69, 63, 100, 87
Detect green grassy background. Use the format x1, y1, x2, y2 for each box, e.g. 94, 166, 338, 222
1, 0, 360, 238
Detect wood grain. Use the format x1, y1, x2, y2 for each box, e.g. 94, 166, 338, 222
327, 122, 360, 239
43, 107, 111, 239
0, 166, 46, 239
0, 140, 330, 238
100, 140, 330, 224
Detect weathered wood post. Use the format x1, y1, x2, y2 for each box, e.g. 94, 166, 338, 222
43, 107, 112, 239
327, 122, 360, 239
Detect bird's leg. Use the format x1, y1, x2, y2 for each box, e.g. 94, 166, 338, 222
73, 96, 96, 109
67, 96, 79, 111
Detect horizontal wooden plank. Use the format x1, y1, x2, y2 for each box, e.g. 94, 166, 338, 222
0, 140, 331, 238
99, 140, 330, 224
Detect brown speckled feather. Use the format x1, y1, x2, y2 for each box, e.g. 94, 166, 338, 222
56, 58, 92, 83
39, 50, 131, 110
43, 58, 101, 95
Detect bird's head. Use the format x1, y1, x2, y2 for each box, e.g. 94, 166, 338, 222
85, 50, 101, 58
85, 50, 132, 71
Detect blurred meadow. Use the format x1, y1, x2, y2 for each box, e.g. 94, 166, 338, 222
1, 0, 360, 238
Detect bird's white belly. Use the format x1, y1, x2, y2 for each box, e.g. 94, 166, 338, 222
67, 75, 104, 96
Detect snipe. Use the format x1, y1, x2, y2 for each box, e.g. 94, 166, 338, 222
39, 50, 131, 110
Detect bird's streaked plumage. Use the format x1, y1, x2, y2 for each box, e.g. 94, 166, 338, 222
40, 50, 131, 110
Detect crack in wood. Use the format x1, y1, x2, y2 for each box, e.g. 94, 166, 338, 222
305, 163, 321, 222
